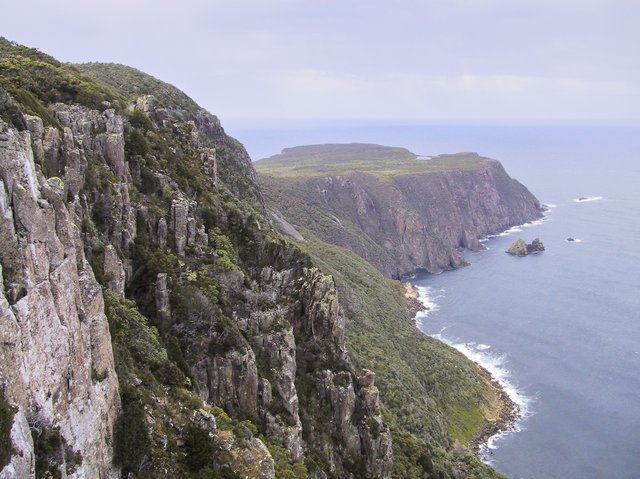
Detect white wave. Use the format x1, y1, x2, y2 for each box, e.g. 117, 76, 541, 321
522, 218, 545, 228
413, 285, 443, 328
486, 226, 523, 239
483, 215, 547, 242
565, 238, 582, 243
430, 332, 534, 462
573, 196, 603, 202
543, 203, 558, 209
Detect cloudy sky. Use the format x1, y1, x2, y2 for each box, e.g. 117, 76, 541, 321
2, 0, 639, 125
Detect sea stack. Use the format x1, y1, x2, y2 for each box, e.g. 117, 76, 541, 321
507, 238, 545, 256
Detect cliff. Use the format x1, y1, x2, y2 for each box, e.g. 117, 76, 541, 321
257, 144, 543, 277
0, 114, 119, 478
0, 38, 512, 479
0, 39, 393, 478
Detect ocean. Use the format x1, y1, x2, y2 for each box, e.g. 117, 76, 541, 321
232, 122, 640, 478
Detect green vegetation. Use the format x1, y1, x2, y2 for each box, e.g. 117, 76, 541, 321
256, 143, 506, 476
31, 424, 82, 479
0, 390, 14, 470
290, 233, 503, 477
256, 143, 491, 178
0, 37, 125, 129
265, 440, 308, 479
75, 62, 203, 117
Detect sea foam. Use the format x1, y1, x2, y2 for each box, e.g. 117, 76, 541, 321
415, 285, 533, 463
413, 285, 443, 328
573, 196, 604, 202
431, 331, 534, 462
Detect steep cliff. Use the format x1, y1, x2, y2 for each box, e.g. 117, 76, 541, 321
257, 144, 543, 277
0, 39, 396, 479
0, 115, 119, 478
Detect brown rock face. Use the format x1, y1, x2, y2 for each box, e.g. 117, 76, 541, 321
260, 152, 543, 277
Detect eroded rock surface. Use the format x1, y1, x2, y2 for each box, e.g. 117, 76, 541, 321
0, 119, 120, 477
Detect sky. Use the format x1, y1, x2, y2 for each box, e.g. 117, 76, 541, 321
1, 0, 639, 126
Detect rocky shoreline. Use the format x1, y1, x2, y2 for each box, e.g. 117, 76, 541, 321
403, 282, 427, 317
468, 364, 520, 454
409, 284, 520, 457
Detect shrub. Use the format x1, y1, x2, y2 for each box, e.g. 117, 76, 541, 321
113, 391, 151, 475
0, 390, 14, 470
183, 426, 216, 472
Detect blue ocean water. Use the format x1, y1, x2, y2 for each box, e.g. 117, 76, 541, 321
235, 122, 640, 478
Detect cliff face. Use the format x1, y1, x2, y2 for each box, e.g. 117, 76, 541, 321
257, 147, 543, 277
0, 41, 394, 478
0, 116, 119, 477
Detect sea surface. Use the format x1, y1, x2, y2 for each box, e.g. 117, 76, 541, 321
232, 122, 640, 478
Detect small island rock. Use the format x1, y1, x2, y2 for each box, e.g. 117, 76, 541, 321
506, 238, 545, 256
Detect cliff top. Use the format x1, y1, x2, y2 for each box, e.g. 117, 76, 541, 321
256, 143, 496, 178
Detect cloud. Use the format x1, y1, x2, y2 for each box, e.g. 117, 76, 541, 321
220, 69, 639, 122
3, 0, 639, 123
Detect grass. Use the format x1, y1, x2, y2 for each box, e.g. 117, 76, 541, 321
75, 62, 203, 118
256, 143, 493, 179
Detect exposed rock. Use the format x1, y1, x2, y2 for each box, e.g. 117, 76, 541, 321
270, 209, 305, 241
256, 325, 304, 460
196, 224, 209, 247
529, 237, 545, 253
187, 217, 197, 247
54, 104, 132, 184
0, 119, 119, 477
404, 282, 426, 317
506, 239, 528, 256
134, 94, 170, 127
217, 430, 275, 479
507, 237, 545, 256
201, 147, 218, 187
103, 244, 125, 296
171, 196, 190, 256
155, 273, 171, 323
197, 346, 259, 418
0, 411, 33, 479
157, 217, 168, 250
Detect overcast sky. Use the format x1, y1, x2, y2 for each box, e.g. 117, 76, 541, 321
2, 0, 639, 125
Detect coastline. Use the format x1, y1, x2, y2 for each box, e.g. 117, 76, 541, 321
406, 282, 522, 460
469, 364, 520, 454
406, 215, 549, 457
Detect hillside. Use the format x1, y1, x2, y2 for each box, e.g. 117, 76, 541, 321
1, 38, 506, 479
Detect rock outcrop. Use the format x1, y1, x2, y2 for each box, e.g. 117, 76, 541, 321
507, 238, 545, 256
